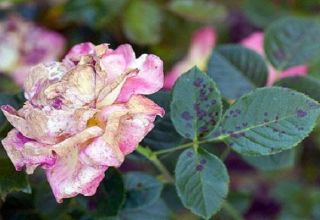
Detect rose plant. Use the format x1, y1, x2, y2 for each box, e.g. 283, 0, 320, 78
1, 6, 320, 220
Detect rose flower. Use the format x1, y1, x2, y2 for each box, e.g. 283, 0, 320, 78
1, 42, 164, 202
0, 16, 65, 85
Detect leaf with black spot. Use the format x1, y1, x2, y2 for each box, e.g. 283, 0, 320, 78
171, 67, 223, 139
175, 148, 229, 219
117, 198, 171, 220
264, 17, 320, 70
123, 172, 163, 210
206, 87, 320, 156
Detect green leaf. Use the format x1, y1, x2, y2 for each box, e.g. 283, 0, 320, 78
63, 0, 128, 27
207, 87, 320, 156
81, 168, 125, 217
143, 91, 184, 150
34, 182, 70, 219
275, 76, 320, 102
1, 191, 40, 219
208, 45, 268, 99
171, 67, 223, 139
168, 0, 226, 22
308, 59, 320, 80
272, 181, 320, 220
264, 17, 320, 70
0, 74, 20, 93
0, 92, 19, 123
117, 199, 171, 220
226, 191, 252, 214
124, 172, 163, 210
0, 92, 25, 136
243, 0, 289, 28
175, 148, 229, 219
0, 158, 31, 198
161, 184, 185, 212
243, 148, 296, 171
123, 0, 163, 45
150, 14, 197, 67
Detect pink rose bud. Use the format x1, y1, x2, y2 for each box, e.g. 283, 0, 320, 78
164, 26, 216, 89
241, 32, 308, 85
0, 16, 65, 85
1, 43, 165, 203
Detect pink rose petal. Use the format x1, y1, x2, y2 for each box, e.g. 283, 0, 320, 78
46, 126, 105, 202
100, 44, 136, 82
116, 54, 164, 102
164, 26, 216, 89
100, 95, 164, 155
1, 129, 56, 174
241, 32, 308, 85
63, 42, 95, 67
240, 32, 264, 56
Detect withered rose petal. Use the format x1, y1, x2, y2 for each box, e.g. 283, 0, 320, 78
46, 148, 107, 203
1, 104, 97, 144
99, 95, 164, 155
95, 78, 127, 108
80, 136, 124, 167
117, 114, 156, 155
44, 65, 96, 108
24, 62, 68, 101
100, 44, 136, 82
118, 95, 164, 154
117, 54, 164, 102
126, 95, 165, 117
46, 126, 106, 202
1, 129, 56, 174
1, 105, 30, 138
63, 42, 95, 67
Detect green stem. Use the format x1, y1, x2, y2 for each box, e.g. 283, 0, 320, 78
222, 202, 245, 220
220, 145, 231, 161
154, 135, 225, 155
136, 146, 174, 183
150, 155, 174, 183
193, 137, 199, 151
154, 142, 194, 155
